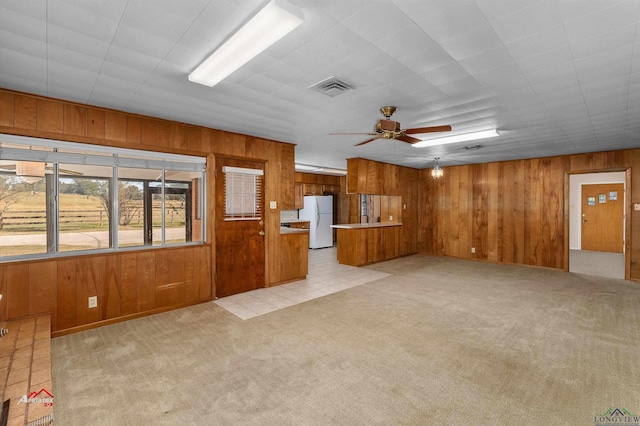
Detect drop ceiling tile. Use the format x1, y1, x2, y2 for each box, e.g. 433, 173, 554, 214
421, 62, 472, 86
0, 47, 48, 86
459, 45, 513, 74
473, 0, 543, 21
575, 61, 632, 87
0, 29, 47, 59
310, 0, 372, 22
340, 45, 396, 74
104, 45, 163, 76
376, 25, 443, 61
341, 1, 414, 43
368, 61, 417, 85
562, 0, 640, 44
438, 24, 504, 61
0, 5, 46, 42
473, 62, 525, 89
59, 0, 130, 21
111, 23, 175, 59
397, 44, 457, 75
47, 25, 110, 60
415, 1, 488, 44
516, 45, 574, 75
48, 1, 121, 44
120, 2, 201, 42
581, 74, 631, 96
568, 24, 636, 60
280, 24, 369, 70
489, 0, 562, 43
503, 25, 568, 60
48, 46, 103, 74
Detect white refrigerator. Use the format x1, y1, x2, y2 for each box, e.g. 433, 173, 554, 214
299, 195, 333, 249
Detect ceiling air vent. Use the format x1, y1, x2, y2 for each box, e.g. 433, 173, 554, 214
308, 76, 354, 97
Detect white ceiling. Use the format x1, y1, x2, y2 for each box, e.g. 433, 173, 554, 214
1, 0, 639, 171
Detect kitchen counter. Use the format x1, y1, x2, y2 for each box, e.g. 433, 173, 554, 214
280, 227, 309, 234
331, 222, 402, 229
281, 219, 311, 224
280, 220, 309, 234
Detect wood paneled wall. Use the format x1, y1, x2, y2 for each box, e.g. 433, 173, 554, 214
0, 88, 296, 333
418, 150, 640, 278
0, 246, 210, 334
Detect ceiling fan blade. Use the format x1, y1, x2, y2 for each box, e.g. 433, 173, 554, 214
405, 125, 452, 134
330, 132, 378, 136
397, 135, 422, 144
355, 136, 380, 146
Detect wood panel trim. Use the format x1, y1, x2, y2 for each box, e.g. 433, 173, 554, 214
51, 299, 210, 338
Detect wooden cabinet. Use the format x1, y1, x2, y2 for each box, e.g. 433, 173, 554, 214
335, 225, 403, 266
276, 232, 309, 283
294, 183, 304, 209
346, 158, 407, 195
303, 183, 322, 195
322, 184, 339, 194
296, 172, 340, 196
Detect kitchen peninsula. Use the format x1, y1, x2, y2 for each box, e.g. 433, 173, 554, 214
331, 222, 403, 267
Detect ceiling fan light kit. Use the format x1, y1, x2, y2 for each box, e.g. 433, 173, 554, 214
188, 0, 304, 87
413, 129, 499, 148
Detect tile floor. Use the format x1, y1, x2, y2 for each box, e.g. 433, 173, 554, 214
214, 247, 391, 320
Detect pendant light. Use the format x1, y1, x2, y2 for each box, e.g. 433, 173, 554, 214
431, 157, 443, 179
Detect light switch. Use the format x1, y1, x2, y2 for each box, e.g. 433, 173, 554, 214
634, 203, 640, 211
269, 201, 277, 209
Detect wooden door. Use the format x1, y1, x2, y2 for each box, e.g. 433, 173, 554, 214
215, 158, 265, 297
581, 183, 624, 253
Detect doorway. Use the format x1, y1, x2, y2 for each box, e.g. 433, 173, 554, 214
215, 157, 266, 297
568, 171, 627, 279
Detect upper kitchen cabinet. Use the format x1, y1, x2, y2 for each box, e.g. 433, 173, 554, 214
347, 158, 402, 195
295, 172, 340, 196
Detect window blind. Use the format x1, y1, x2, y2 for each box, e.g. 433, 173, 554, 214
223, 166, 263, 220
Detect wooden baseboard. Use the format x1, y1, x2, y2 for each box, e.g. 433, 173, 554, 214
51, 299, 212, 338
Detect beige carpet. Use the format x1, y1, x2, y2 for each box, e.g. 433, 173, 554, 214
51, 255, 640, 425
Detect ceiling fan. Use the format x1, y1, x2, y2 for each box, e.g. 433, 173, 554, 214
331, 106, 452, 146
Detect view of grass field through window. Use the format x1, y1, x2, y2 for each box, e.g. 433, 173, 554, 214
0, 135, 205, 260
0, 174, 191, 257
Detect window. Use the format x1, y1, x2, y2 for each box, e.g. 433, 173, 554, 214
223, 166, 263, 220
0, 134, 206, 261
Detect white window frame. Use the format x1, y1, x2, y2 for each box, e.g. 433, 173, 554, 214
0, 134, 207, 262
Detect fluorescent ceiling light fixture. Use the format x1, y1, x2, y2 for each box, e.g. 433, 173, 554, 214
412, 129, 498, 148
188, 0, 304, 87
295, 163, 347, 175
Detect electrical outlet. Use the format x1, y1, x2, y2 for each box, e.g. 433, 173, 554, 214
471, 247, 476, 253
269, 201, 277, 209
389, 215, 393, 221
88, 296, 98, 309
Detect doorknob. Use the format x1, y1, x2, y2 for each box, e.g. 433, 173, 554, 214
259, 231, 265, 236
